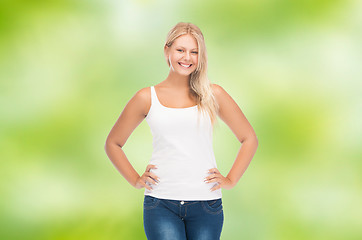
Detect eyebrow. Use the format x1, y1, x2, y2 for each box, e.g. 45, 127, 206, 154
176, 46, 198, 50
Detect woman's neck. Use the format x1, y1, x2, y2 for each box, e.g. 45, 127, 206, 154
163, 71, 190, 89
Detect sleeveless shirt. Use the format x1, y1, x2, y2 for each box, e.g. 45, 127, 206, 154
144, 86, 222, 201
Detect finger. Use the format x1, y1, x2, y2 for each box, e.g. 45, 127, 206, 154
204, 174, 213, 181
146, 175, 159, 185
142, 174, 158, 186
146, 164, 157, 172
142, 179, 153, 190
206, 175, 222, 183
205, 173, 219, 180
210, 184, 221, 192
208, 168, 219, 174
139, 178, 152, 190
206, 177, 221, 184
147, 172, 160, 182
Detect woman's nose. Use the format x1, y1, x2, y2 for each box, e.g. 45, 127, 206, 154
184, 51, 191, 60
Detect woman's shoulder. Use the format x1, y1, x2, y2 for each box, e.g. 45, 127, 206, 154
211, 83, 229, 100
128, 86, 152, 116
211, 83, 223, 94
211, 83, 239, 111
135, 86, 152, 100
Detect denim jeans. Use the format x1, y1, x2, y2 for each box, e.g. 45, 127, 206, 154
143, 195, 224, 240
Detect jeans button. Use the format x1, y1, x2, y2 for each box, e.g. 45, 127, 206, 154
180, 201, 184, 205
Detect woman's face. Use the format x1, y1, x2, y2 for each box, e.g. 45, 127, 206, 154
165, 34, 199, 76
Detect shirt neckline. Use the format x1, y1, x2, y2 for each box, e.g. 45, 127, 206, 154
153, 86, 198, 110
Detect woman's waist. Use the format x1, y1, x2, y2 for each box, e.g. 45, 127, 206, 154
149, 162, 216, 180
145, 179, 221, 201
148, 166, 217, 189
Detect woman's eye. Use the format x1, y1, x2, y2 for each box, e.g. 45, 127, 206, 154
176, 49, 198, 54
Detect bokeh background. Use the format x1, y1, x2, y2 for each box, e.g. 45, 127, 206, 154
1, 0, 361, 239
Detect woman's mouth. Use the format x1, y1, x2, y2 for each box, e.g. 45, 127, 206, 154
178, 62, 192, 68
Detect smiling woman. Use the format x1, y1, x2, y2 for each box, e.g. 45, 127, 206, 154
105, 22, 258, 240
165, 34, 199, 77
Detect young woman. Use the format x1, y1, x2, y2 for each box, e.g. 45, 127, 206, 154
105, 22, 258, 240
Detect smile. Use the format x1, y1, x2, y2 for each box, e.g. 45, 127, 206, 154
178, 62, 192, 68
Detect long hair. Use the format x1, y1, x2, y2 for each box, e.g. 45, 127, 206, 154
164, 22, 219, 125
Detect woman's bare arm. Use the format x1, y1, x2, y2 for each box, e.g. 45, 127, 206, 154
104, 87, 159, 190
207, 84, 258, 189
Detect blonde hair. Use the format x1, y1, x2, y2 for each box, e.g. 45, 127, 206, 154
164, 22, 219, 125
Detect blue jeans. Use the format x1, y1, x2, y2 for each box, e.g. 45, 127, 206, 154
143, 195, 224, 240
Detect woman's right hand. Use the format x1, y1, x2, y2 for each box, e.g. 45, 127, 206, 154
134, 164, 160, 190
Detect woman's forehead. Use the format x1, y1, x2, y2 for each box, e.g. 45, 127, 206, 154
173, 34, 198, 48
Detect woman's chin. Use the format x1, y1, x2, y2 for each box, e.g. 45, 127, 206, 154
175, 69, 195, 76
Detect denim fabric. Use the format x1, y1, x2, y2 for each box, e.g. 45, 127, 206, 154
143, 195, 224, 240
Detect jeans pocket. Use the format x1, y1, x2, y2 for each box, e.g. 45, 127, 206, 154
144, 196, 160, 210
201, 198, 223, 215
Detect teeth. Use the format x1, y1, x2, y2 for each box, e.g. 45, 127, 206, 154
179, 63, 191, 68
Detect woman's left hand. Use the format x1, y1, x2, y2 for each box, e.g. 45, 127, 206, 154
204, 168, 234, 191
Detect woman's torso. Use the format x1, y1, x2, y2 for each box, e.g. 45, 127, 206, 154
144, 85, 222, 201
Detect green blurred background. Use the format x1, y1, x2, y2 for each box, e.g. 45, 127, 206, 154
1, 0, 361, 239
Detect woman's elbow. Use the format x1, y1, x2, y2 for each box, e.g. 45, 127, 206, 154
105, 137, 124, 150
243, 132, 258, 147
253, 133, 259, 147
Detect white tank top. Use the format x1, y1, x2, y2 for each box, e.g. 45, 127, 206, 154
144, 86, 222, 201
